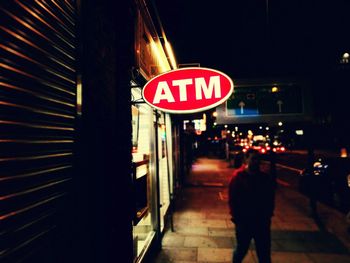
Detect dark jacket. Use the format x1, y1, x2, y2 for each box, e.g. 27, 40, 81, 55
228, 169, 276, 224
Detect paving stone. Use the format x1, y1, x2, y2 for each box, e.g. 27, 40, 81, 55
155, 248, 197, 262
270, 252, 313, 263
162, 233, 185, 247
174, 226, 209, 236
225, 219, 234, 229
184, 236, 233, 248
306, 253, 350, 263
197, 248, 232, 262
184, 219, 228, 228
174, 211, 206, 220
208, 227, 234, 237
271, 230, 350, 254
205, 212, 230, 220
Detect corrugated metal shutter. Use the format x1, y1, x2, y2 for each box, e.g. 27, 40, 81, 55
0, 1, 77, 261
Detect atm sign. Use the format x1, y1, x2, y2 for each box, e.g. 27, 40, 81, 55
142, 67, 234, 114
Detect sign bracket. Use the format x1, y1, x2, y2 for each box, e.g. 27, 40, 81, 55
131, 85, 146, 105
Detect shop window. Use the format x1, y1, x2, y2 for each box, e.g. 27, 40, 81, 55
131, 102, 154, 261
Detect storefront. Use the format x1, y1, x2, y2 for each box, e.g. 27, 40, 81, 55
131, 1, 177, 261
0, 0, 176, 261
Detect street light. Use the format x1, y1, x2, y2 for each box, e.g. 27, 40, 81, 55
271, 86, 279, 93
340, 52, 349, 64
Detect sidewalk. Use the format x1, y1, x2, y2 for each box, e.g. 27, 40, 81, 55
151, 157, 350, 263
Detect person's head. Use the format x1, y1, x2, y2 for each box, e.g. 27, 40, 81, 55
244, 149, 261, 174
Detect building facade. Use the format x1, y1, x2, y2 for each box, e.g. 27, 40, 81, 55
0, 0, 177, 262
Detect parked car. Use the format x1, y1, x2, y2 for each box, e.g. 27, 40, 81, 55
298, 157, 350, 213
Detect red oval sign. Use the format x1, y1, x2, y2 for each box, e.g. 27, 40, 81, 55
142, 67, 234, 113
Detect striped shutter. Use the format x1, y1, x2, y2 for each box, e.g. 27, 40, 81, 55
0, 1, 78, 261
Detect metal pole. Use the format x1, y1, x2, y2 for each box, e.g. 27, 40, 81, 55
266, 0, 269, 26
164, 113, 174, 232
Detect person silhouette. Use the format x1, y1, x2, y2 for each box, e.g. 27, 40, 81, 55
228, 149, 276, 263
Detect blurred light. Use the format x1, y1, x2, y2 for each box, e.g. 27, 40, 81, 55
340, 148, 348, 158
278, 121, 283, 126
265, 127, 269, 130
150, 41, 170, 72
212, 111, 218, 117
259, 126, 263, 129
183, 120, 190, 130
213, 122, 217, 126
193, 119, 200, 130
165, 41, 177, 69
193, 119, 206, 131
227, 130, 231, 133
224, 124, 228, 128
77, 75, 82, 115
340, 52, 349, 64
347, 174, 350, 188
235, 126, 238, 131
271, 86, 279, 93
160, 124, 166, 139
313, 161, 322, 168
295, 130, 304, 135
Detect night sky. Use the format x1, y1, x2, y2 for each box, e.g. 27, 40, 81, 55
155, 0, 350, 79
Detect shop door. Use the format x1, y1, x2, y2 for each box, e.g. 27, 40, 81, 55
0, 1, 78, 262
157, 113, 172, 232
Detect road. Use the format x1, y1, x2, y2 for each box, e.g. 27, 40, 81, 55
268, 149, 349, 214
